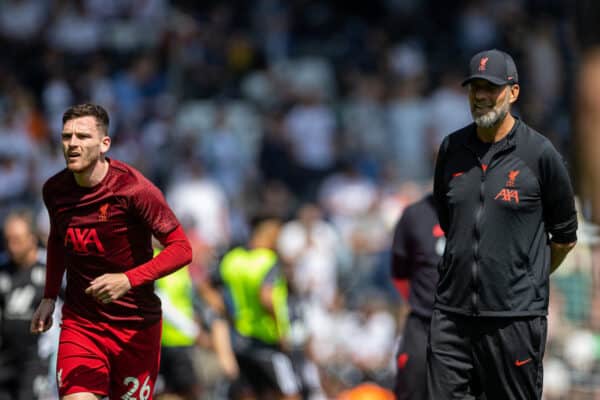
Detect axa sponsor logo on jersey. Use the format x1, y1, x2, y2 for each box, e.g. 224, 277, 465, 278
64, 227, 105, 253
495, 170, 520, 203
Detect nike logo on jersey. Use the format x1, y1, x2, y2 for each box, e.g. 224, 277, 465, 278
515, 358, 532, 367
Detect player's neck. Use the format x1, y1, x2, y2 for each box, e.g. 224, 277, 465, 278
476, 113, 515, 143
74, 157, 110, 187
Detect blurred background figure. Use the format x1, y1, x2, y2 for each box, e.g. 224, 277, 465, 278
0, 209, 54, 400
154, 246, 203, 400
207, 218, 302, 400
390, 193, 442, 400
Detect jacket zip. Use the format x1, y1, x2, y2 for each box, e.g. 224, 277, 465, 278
471, 163, 485, 314
468, 141, 514, 315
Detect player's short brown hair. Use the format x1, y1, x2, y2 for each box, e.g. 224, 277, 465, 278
62, 103, 110, 135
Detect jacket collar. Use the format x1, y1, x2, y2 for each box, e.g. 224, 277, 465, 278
464, 115, 520, 153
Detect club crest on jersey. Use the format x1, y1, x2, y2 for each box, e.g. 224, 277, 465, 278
64, 227, 105, 253
478, 56, 489, 71
495, 170, 520, 203
99, 203, 110, 221
506, 170, 520, 187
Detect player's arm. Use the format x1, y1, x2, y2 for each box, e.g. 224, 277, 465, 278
433, 137, 450, 233
550, 241, 576, 274
390, 207, 416, 302
259, 263, 283, 317
124, 225, 192, 286
539, 144, 578, 274
87, 178, 192, 303
211, 317, 240, 379
86, 226, 192, 303
31, 221, 65, 333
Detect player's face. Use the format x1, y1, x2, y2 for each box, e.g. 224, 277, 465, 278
468, 80, 518, 128
61, 116, 110, 173
4, 218, 36, 265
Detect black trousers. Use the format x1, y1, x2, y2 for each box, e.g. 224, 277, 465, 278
427, 309, 547, 400
395, 313, 431, 400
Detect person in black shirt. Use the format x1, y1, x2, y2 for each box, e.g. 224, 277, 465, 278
0, 210, 52, 400
430, 49, 578, 400
390, 194, 443, 400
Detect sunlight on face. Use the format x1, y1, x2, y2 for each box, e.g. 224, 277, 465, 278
61, 116, 108, 173
468, 81, 511, 128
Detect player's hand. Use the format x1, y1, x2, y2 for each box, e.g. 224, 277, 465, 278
85, 273, 132, 304
30, 298, 56, 334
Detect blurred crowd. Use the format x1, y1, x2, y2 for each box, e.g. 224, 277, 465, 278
0, 0, 598, 399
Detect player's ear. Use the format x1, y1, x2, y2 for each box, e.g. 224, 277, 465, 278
509, 84, 520, 104
100, 134, 111, 154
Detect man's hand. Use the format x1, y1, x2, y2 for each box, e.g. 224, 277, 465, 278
550, 241, 577, 274
85, 273, 132, 304
30, 298, 56, 334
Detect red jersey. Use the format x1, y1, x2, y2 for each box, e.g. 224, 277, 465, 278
43, 159, 187, 326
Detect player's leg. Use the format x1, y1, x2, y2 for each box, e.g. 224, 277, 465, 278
16, 355, 51, 400
234, 342, 300, 400
395, 313, 430, 400
253, 345, 301, 400
56, 318, 111, 399
427, 309, 478, 400
109, 320, 162, 400
473, 316, 546, 400
0, 378, 15, 400
157, 346, 201, 400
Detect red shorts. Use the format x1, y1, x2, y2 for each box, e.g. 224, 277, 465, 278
57, 309, 162, 399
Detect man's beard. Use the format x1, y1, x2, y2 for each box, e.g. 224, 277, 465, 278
472, 93, 510, 128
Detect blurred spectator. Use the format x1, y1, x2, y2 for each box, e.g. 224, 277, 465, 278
208, 218, 301, 400
426, 67, 472, 152
340, 75, 388, 175
154, 247, 203, 400
386, 44, 431, 183
166, 158, 231, 251
284, 87, 337, 200
112, 54, 166, 129
201, 105, 252, 198
0, 209, 54, 400
277, 203, 346, 308
47, 0, 102, 55
318, 160, 378, 246
0, 0, 49, 43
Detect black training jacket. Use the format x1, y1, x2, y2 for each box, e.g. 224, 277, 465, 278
391, 194, 442, 319
433, 118, 577, 317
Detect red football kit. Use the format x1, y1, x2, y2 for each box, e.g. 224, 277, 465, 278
43, 158, 192, 399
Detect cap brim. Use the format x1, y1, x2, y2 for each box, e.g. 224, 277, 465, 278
461, 75, 511, 86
